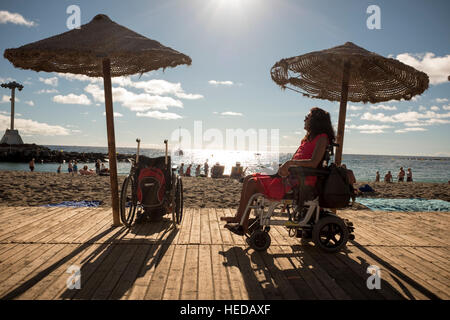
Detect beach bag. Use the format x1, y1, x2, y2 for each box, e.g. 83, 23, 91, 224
319, 164, 352, 208
137, 167, 166, 207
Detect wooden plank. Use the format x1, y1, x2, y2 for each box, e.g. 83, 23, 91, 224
279, 245, 333, 299
127, 244, 160, 299
144, 244, 175, 299
197, 244, 214, 300
208, 208, 223, 245
162, 244, 187, 300
221, 245, 245, 299
177, 208, 193, 245
200, 208, 212, 245
180, 244, 199, 300
214, 208, 233, 245
268, 245, 316, 299
189, 209, 201, 244
211, 244, 232, 299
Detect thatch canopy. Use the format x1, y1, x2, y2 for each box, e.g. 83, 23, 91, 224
270, 42, 429, 103
4, 14, 192, 77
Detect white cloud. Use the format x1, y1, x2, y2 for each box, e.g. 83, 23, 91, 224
136, 111, 182, 120
1, 95, 10, 103
395, 127, 428, 133
39, 77, 58, 87
361, 111, 450, 123
430, 106, 440, 111
209, 80, 234, 86
348, 105, 364, 111
360, 130, 385, 134
0, 10, 36, 27
395, 52, 450, 85
434, 98, 448, 103
36, 89, 59, 94
56, 73, 101, 83
370, 104, 397, 111
24, 100, 34, 106
347, 124, 392, 131
0, 114, 70, 136
442, 105, 450, 111
102, 112, 123, 118
418, 105, 426, 111
53, 94, 91, 105
221, 111, 243, 116
349, 113, 361, 117
84, 84, 182, 111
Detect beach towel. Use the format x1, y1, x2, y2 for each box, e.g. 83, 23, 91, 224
43, 200, 102, 207
356, 198, 450, 212
359, 184, 375, 193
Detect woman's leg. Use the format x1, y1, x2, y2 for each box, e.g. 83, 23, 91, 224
237, 178, 265, 230
221, 175, 255, 222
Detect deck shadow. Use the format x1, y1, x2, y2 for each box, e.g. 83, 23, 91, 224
219, 242, 409, 300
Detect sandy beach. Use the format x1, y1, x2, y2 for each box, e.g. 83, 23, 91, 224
0, 170, 449, 208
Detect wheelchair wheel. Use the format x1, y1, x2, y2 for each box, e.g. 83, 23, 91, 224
312, 216, 349, 253
120, 175, 137, 227
174, 177, 183, 224
249, 230, 271, 252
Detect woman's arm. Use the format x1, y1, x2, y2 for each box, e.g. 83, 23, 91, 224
278, 136, 328, 176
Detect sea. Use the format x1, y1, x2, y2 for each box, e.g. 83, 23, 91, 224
0, 145, 449, 183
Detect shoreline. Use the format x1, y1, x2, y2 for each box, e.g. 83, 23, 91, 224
0, 170, 449, 209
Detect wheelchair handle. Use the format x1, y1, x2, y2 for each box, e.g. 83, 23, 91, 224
164, 139, 168, 167
136, 138, 141, 164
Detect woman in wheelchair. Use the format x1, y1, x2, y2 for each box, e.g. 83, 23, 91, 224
221, 107, 335, 235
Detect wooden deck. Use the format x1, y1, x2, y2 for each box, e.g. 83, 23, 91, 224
0, 206, 448, 300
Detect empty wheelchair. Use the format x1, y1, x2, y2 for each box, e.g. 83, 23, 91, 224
120, 139, 183, 228
240, 143, 355, 253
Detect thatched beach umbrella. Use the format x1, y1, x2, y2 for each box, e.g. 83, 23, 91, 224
4, 14, 191, 226
271, 42, 429, 164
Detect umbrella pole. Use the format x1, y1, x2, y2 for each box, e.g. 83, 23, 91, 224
102, 58, 121, 226
335, 62, 351, 166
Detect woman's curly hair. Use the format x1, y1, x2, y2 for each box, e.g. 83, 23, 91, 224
303, 107, 335, 143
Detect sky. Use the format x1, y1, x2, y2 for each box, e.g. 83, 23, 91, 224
0, 0, 449, 156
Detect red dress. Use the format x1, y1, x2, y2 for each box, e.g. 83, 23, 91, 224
253, 133, 328, 200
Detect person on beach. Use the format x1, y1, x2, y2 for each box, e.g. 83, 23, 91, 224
375, 171, 380, 182
73, 161, 78, 174
407, 168, 413, 182
342, 164, 357, 203
29, 158, 35, 172
80, 165, 95, 175
95, 159, 101, 175
178, 163, 184, 176
398, 167, 405, 182
195, 165, 201, 177
185, 164, 192, 177
68, 160, 73, 174
384, 171, 392, 183
204, 161, 209, 177
221, 107, 333, 235
57, 164, 61, 174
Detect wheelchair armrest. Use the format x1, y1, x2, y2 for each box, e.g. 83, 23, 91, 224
288, 166, 329, 177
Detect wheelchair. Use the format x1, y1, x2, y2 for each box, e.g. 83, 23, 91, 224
240, 143, 355, 253
120, 139, 183, 228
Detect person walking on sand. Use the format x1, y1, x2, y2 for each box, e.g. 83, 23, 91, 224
384, 171, 392, 183
185, 164, 192, 177
204, 160, 209, 178
29, 158, 35, 172
95, 159, 101, 175
73, 161, 78, 175
178, 163, 184, 176
398, 167, 405, 182
407, 168, 413, 182
68, 160, 73, 174
195, 165, 201, 177
57, 164, 61, 174
375, 171, 380, 182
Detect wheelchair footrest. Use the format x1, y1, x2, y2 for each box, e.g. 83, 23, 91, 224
284, 221, 300, 228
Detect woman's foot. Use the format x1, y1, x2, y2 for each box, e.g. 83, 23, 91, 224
224, 223, 244, 236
